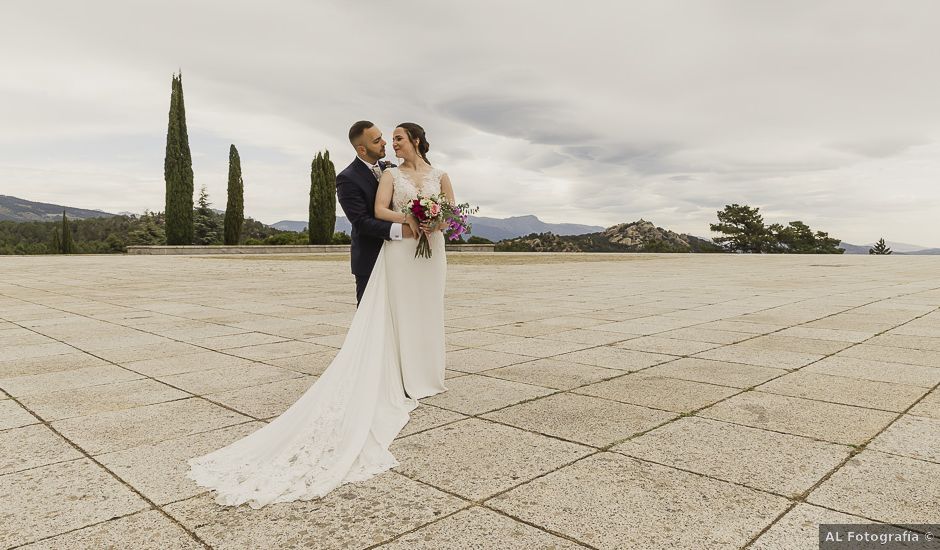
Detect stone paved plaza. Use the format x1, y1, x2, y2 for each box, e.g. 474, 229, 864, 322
1, 253, 939, 549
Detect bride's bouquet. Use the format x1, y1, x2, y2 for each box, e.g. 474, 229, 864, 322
404, 194, 479, 258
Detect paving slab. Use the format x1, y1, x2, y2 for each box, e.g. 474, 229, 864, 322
483, 392, 675, 447
264, 350, 338, 375
868, 414, 940, 463
642, 357, 786, 388
693, 345, 823, 370
700, 391, 897, 445
543, 328, 634, 345
164, 473, 465, 550
489, 452, 790, 550
0, 458, 149, 548
0, 398, 39, 430
20, 378, 189, 421
0, 423, 83, 476
615, 416, 851, 496
390, 418, 592, 500
205, 376, 316, 419
484, 358, 624, 390
574, 372, 740, 412
867, 333, 940, 352
397, 404, 467, 438
16, 510, 203, 550
226, 340, 333, 361
554, 346, 674, 371
775, 326, 874, 343
187, 331, 290, 350
378, 506, 583, 549
157, 362, 302, 395
0, 342, 76, 362
654, 326, 753, 344
836, 343, 940, 368
479, 338, 592, 358
612, 335, 720, 356
808, 450, 940, 524
804, 355, 940, 388
90, 340, 207, 364
120, 350, 255, 377
97, 422, 262, 504
757, 370, 929, 412
0, 351, 109, 378
909, 389, 940, 420
445, 348, 534, 373
445, 329, 527, 348
51, 397, 253, 455
750, 503, 877, 550
421, 374, 554, 415
0, 364, 144, 397
737, 334, 853, 355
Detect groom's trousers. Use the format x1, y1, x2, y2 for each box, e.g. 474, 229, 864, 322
355, 275, 368, 307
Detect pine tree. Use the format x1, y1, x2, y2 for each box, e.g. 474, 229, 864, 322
61, 211, 74, 254
51, 227, 61, 253
709, 204, 774, 253
308, 150, 336, 244
164, 72, 195, 245
193, 186, 222, 245
869, 238, 892, 255
224, 144, 244, 245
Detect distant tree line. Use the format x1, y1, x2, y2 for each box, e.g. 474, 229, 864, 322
0, 210, 344, 255
710, 204, 844, 254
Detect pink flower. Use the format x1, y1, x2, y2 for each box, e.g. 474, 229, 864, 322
429, 203, 441, 217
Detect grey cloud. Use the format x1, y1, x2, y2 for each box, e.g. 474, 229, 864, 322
436, 96, 595, 145
829, 137, 929, 159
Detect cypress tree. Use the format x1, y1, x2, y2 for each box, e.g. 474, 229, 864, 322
164, 72, 195, 245
324, 151, 336, 243
224, 144, 244, 245
51, 226, 61, 254
308, 150, 336, 244
61, 211, 74, 254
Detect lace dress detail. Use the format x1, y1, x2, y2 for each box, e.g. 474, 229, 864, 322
390, 167, 444, 211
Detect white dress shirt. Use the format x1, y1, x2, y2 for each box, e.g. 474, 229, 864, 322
358, 156, 402, 241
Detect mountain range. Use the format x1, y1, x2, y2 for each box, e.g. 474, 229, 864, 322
2, 195, 937, 253
272, 214, 605, 242
0, 195, 116, 222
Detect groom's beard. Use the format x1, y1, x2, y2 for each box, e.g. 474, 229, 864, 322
364, 148, 386, 164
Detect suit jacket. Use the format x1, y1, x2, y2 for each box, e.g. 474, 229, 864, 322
336, 158, 393, 278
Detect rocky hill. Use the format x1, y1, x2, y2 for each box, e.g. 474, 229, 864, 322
496, 219, 723, 253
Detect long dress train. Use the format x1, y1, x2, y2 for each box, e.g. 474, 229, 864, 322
187, 167, 448, 509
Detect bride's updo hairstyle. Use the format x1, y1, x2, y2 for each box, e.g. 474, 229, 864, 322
397, 122, 431, 166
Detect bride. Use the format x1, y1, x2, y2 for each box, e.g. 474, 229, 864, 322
188, 122, 452, 509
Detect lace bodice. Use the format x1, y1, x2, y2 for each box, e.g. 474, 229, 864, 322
390, 167, 445, 211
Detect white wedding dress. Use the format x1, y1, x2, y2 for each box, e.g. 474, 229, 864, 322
188, 167, 448, 509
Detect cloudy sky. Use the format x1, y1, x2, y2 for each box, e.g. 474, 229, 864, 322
2, 1, 939, 245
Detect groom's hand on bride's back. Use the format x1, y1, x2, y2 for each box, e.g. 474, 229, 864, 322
402, 225, 415, 239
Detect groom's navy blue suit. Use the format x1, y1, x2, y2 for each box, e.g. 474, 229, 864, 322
336, 158, 393, 305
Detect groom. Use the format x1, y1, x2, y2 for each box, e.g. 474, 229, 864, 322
336, 121, 414, 305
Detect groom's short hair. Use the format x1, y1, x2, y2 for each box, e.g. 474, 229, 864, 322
348, 121, 375, 145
